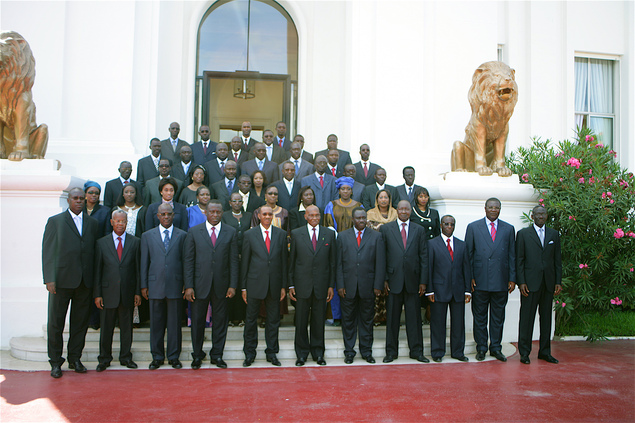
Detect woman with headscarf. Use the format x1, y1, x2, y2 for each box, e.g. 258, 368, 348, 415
410, 186, 440, 240
83, 181, 109, 238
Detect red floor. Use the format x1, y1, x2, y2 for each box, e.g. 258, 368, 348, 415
1, 341, 634, 422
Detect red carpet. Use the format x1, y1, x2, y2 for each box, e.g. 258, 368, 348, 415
1, 341, 634, 422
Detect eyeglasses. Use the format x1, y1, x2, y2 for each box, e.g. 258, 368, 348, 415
267, 192, 279, 196
158, 164, 170, 168
86, 191, 100, 195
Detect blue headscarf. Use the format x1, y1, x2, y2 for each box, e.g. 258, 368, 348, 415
335, 176, 354, 190
83, 180, 101, 192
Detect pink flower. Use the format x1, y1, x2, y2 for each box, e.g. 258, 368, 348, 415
588, 169, 593, 175
610, 199, 614, 204
569, 215, 576, 221
585, 135, 594, 142
589, 177, 596, 184
578, 177, 585, 183
610, 297, 622, 306
555, 300, 560, 304
626, 231, 635, 238
567, 157, 581, 169
609, 150, 617, 158
559, 178, 563, 182
601, 192, 607, 199
630, 268, 634, 272
561, 302, 566, 307
555, 151, 563, 158
579, 263, 589, 269
595, 143, 604, 148
607, 191, 612, 197
522, 173, 529, 182
614, 228, 625, 239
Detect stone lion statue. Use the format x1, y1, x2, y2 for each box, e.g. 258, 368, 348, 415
0, 31, 48, 161
451, 61, 518, 176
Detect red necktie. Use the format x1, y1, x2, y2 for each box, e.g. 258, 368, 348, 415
331, 167, 336, 177
203, 142, 208, 155
117, 236, 123, 261
312, 227, 317, 251
490, 222, 496, 242
356, 230, 361, 247
278, 138, 284, 147
447, 238, 453, 261
319, 175, 324, 188
401, 223, 407, 249
364, 162, 368, 178
265, 230, 271, 253
234, 152, 239, 162
210, 226, 216, 247
123, 180, 129, 185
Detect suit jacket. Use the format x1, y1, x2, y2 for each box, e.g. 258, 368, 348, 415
93, 233, 141, 308
336, 227, 385, 298
465, 218, 516, 292
136, 155, 160, 188
243, 137, 259, 153
230, 149, 249, 167
314, 148, 352, 169
326, 165, 344, 179
160, 139, 189, 164
288, 225, 336, 299
140, 226, 187, 299
300, 173, 337, 211
171, 161, 194, 182
240, 158, 280, 184
239, 189, 266, 213
191, 141, 217, 165
361, 183, 399, 210
249, 143, 287, 165
42, 210, 99, 289
353, 162, 381, 186
271, 178, 301, 212
143, 176, 184, 206
516, 226, 562, 292
276, 137, 292, 151
211, 178, 240, 211
240, 225, 288, 299
380, 221, 428, 294
203, 158, 230, 187
428, 236, 472, 303
395, 183, 422, 204
103, 178, 141, 209
300, 150, 314, 164
352, 181, 365, 203
145, 201, 189, 232
183, 222, 239, 299
283, 158, 314, 181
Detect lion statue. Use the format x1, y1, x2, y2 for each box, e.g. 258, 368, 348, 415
0, 31, 48, 161
451, 61, 518, 176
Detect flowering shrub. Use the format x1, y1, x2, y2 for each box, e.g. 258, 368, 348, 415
508, 127, 634, 334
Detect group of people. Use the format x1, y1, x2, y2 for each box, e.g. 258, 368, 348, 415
42, 120, 563, 378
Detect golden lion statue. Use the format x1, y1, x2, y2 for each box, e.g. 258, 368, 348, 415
451, 61, 518, 176
0, 31, 48, 161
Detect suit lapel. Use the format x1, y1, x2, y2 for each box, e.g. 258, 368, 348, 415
64, 211, 82, 238
479, 219, 495, 255
528, 227, 543, 249
404, 222, 416, 251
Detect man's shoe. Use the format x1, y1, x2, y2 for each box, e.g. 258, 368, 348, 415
211, 358, 228, 369
50, 365, 62, 378
168, 359, 182, 369
538, 354, 559, 364
120, 360, 137, 369
411, 355, 430, 363
364, 356, 376, 364
383, 355, 396, 363
451, 355, 469, 362
295, 358, 306, 366
520, 355, 531, 364
266, 356, 281, 366
243, 357, 254, 367
68, 360, 87, 373
490, 351, 507, 362
316, 357, 326, 366
96, 363, 109, 372
344, 356, 354, 364
191, 358, 203, 369
475, 351, 486, 361
149, 359, 164, 370
432, 357, 442, 363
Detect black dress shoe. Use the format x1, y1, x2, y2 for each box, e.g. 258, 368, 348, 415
364, 356, 376, 364
96, 363, 109, 372
191, 358, 203, 369
295, 358, 306, 366
344, 356, 354, 364
475, 351, 486, 361
538, 354, 559, 364
266, 356, 281, 366
520, 355, 531, 364
50, 365, 62, 378
383, 355, 396, 363
432, 357, 442, 363
68, 360, 87, 373
451, 355, 469, 362
490, 351, 507, 362
168, 359, 182, 369
149, 359, 164, 370
243, 357, 254, 367
412, 355, 430, 363
211, 358, 228, 369
120, 360, 137, 369
316, 357, 326, 366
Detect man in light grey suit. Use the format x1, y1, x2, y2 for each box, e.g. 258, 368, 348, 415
300, 155, 337, 211
284, 141, 314, 180
465, 197, 516, 362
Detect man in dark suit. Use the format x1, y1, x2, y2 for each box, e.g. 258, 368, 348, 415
161, 122, 189, 164
171, 145, 194, 182
230, 136, 249, 166
337, 207, 385, 364
136, 138, 162, 189
427, 215, 472, 362
300, 155, 337, 211
240, 121, 259, 152
271, 161, 301, 211
211, 160, 239, 211
286, 141, 314, 180
145, 177, 188, 231
204, 142, 232, 187
143, 159, 183, 206
241, 206, 288, 367
103, 161, 142, 209
236, 175, 266, 212
191, 125, 217, 165
288, 205, 336, 366
343, 164, 365, 203
395, 166, 422, 204
249, 129, 287, 165
516, 205, 562, 365
353, 144, 381, 186
314, 134, 352, 170
275, 121, 291, 151
184, 201, 239, 369
140, 203, 187, 370
465, 197, 516, 362
381, 201, 429, 363
241, 142, 280, 183
326, 149, 344, 178
93, 210, 141, 372
361, 168, 399, 209
291, 134, 314, 164
42, 187, 99, 378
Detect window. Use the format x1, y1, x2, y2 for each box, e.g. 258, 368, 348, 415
574, 56, 618, 148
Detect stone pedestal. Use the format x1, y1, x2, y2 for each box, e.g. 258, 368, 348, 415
427, 171, 544, 344
0, 159, 86, 348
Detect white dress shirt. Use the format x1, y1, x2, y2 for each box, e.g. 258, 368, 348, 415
69, 209, 83, 235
